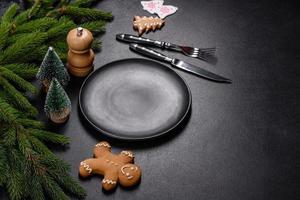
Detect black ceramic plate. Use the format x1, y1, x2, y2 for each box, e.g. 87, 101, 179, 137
79, 58, 191, 140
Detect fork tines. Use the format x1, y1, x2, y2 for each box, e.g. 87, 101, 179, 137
197, 47, 217, 63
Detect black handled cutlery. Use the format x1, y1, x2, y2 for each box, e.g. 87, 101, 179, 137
117, 33, 216, 63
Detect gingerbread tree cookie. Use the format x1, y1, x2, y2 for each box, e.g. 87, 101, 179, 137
79, 141, 142, 191
133, 16, 165, 35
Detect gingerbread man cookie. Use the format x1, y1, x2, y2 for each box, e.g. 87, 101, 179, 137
79, 141, 141, 191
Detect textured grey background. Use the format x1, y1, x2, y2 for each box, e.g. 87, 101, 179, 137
0, 0, 299, 199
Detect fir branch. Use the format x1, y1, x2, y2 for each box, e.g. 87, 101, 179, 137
41, 175, 69, 200
28, 0, 42, 19
0, 90, 29, 115
61, 6, 113, 22
6, 169, 24, 200
15, 45, 48, 64
2, 128, 17, 148
0, 145, 8, 186
46, 16, 76, 39
91, 38, 101, 52
0, 23, 12, 50
28, 176, 45, 200
2, 63, 38, 79
13, 9, 30, 25
16, 17, 57, 33
27, 135, 56, 156
80, 20, 106, 35
1, 3, 19, 24
17, 118, 44, 129
0, 97, 19, 125
6, 150, 26, 200
49, 172, 87, 199
0, 32, 48, 64
71, 0, 100, 8
40, 151, 71, 173
0, 67, 37, 93
17, 130, 33, 155
50, 40, 68, 53
28, 128, 70, 145
0, 0, 113, 199
0, 76, 38, 116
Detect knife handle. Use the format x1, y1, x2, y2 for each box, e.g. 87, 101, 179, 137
129, 44, 173, 63
117, 34, 180, 51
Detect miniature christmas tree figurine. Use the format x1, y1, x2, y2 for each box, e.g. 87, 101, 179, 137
36, 46, 70, 91
44, 78, 71, 124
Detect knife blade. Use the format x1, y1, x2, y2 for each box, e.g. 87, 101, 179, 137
129, 44, 231, 83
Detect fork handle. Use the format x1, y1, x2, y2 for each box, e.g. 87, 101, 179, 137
116, 34, 181, 51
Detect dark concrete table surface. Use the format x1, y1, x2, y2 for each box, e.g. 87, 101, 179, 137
0, 0, 299, 199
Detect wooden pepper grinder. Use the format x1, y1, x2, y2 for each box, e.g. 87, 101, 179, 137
67, 27, 94, 77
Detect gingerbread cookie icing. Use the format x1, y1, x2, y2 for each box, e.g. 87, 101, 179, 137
79, 141, 141, 191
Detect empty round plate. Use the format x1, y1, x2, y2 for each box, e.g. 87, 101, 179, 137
79, 58, 191, 140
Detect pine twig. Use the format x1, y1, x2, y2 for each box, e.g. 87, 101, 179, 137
60, 6, 113, 22
16, 17, 57, 33
80, 20, 106, 35
2, 63, 39, 79
71, 0, 100, 8
0, 97, 19, 125
28, 128, 70, 145
1, 3, 19, 24
0, 32, 48, 64
0, 67, 37, 93
0, 76, 38, 116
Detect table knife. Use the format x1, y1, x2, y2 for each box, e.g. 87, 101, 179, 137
129, 44, 231, 83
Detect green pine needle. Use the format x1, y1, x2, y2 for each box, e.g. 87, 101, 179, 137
28, 128, 70, 145
1, 3, 19, 24
2, 63, 39, 79
17, 118, 44, 129
13, 9, 30, 25
28, 0, 42, 19
0, 97, 19, 125
41, 175, 69, 200
0, 145, 8, 186
46, 16, 76, 39
0, 23, 12, 50
0, 0, 113, 198
91, 38, 102, 52
27, 176, 45, 200
80, 20, 106, 35
6, 170, 24, 200
0, 67, 37, 93
62, 6, 113, 22
71, 0, 100, 8
0, 76, 38, 116
28, 135, 56, 156
16, 17, 57, 33
0, 32, 48, 64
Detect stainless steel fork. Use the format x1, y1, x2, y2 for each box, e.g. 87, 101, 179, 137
116, 33, 217, 63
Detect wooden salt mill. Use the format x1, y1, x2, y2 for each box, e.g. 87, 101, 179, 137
67, 27, 94, 77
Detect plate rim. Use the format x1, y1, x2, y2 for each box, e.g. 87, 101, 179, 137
78, 58, 192, 140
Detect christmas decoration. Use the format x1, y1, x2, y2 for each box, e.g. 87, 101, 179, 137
36, 47, 70, 91
45, 78, 71, 124
141, 0, 178, 19
0, 1, 113, 199
79, 141, 142, 191
67, 27, 94, 77
133, 16, 165, 35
